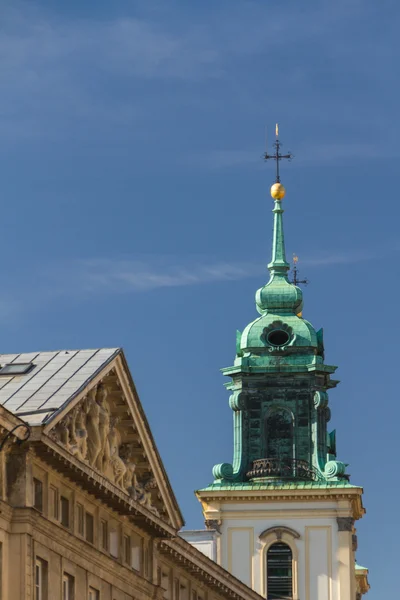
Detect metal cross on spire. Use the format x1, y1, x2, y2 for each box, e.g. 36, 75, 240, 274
264, 123, 293, 183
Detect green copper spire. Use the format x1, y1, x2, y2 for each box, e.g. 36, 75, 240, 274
256, 190, 302, 316
268, 198, 290, 272
201, 127, 352, 492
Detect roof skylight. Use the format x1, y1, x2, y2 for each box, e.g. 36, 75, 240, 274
0, 363, 34, 376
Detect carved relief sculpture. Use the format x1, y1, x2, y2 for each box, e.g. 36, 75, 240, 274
85, 388, 102, 468
108, 416, 127, 487
69, 405, 88, 461
96, 384, 111, 472
49, 379, 159, 516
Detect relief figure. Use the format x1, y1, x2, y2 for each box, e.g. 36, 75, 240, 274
120, 443, 139, 493
74, 405, 88, 461
85, 388, 101, 468
96, 385, 111, 472
108, 417, 127, 487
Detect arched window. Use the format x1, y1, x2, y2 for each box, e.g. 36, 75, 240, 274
265, 410, 294, 459
267, 542, 293, 599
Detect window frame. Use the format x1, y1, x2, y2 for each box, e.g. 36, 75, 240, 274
124, 534, 131, 564
266, 542, 293, 599
33, 478, 43, 512
131, 532, 143, 572
35, 557, 47, 600
0, 362, 33, 375
100, 519, 108, 551
109, 527, 119, 558
85, 511, 94, 544
76, 503, 84, 536
259, 527, 299, 600
60, 496, 70, 528
62, 572, 75, 600
49, 485, 59, 520
88, 586, 100, 600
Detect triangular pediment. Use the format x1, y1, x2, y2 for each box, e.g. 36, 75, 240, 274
43, 350, 183, 529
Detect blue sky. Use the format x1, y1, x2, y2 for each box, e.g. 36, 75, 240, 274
1, 0, 399, 596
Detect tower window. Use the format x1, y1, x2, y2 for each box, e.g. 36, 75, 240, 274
267, 330, 290, 346
266, 410, 293, 459
267, 542, 293, 599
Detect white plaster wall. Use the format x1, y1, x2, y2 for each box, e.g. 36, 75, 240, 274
186, 539, 216, 561
228, 529, 253, 587
219, 500, 342, 600
307, 527, 331, 600
179, 531, 217, 562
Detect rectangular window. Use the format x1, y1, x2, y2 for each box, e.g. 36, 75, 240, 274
100, 520, 108, 551
35, 558, 47, 600
143, 545, 149, 576
49, 486, 59, 520
161, 569, 170, 600
109, 529, 119, 558
85, 512, 94, 544
33, 478, 43, 512
60, 496, 69, 528
124, 535, 130, 564
76, 503, 84, 536
88, 588, 99, 600
62, 573, 74, 600
174, 578, 180, 600
131, 534, 142, 571
180, 579, 189, 600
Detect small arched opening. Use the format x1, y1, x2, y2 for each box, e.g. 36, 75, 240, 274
266, 542, 293, 599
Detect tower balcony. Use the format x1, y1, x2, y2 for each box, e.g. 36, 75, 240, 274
246, 457, 319, 481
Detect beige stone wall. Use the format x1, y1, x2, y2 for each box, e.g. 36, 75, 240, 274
0, 451, 255, 600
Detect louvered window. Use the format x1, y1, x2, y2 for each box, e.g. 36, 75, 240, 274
267, 542, 293, 599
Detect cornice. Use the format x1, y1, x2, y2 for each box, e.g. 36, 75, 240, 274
355, 570, 370, 594
160, 537, 264, 600
196, 487, 365, 521
115, 355, 184, 530
31, 435, 177, 537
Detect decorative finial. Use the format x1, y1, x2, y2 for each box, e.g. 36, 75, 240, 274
264, 124, 293, 201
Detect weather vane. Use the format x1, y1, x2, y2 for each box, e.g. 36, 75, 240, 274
264, 123, 293, 183
290, 254, 309, 287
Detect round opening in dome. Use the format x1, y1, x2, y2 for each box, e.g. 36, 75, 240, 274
267, 329, 290, 346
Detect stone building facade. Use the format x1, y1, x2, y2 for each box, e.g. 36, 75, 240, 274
0, 349, 261, 600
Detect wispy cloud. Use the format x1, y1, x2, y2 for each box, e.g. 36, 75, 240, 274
0, 242, 397, 322
57, 258, 263, 294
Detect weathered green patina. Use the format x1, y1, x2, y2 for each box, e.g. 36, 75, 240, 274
202, 191, 351, 491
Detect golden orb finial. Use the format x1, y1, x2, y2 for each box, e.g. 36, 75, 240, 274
271, 182, 286, 200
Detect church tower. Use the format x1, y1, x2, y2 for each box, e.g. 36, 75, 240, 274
193, 129, 369, 600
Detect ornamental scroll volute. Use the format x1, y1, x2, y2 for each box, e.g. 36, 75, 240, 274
50, 377, 158, 515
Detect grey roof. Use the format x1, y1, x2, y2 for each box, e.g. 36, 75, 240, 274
0, 348, 120, 425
